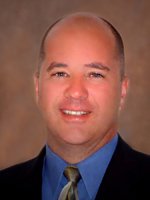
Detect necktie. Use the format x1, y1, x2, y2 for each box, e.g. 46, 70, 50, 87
58, 166, 81, 200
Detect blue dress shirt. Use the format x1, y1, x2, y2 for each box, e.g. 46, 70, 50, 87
42, 135, 118, 200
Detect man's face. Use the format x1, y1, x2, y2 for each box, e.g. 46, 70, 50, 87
35, 21, 128, 148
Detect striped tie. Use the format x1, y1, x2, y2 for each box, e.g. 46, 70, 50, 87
58, 166, 81, 200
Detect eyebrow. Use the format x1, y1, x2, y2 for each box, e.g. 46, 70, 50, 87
46, 62, 68, 72
46, 61, 110, 72
84, 62, 110, 71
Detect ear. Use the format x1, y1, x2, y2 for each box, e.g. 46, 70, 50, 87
119, 76, 129, 111
33, 72, 40, 104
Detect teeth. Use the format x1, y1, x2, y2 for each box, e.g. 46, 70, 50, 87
63, 110, 88, 116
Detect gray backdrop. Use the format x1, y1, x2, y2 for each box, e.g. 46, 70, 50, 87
0, 0, 150, 169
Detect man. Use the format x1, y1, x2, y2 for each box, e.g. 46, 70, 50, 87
0, 12, 150, 200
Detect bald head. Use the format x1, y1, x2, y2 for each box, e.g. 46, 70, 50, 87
37, 12, 125, 79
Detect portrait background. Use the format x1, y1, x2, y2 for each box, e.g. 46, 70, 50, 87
0, 0, 150, 168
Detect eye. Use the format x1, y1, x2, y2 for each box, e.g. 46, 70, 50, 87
51, 71, 69, 78
88, 72, 105, 78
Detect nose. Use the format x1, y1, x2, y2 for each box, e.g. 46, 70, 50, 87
64, 77, 88, 100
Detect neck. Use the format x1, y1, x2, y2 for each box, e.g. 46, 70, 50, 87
47, 131, 117, 164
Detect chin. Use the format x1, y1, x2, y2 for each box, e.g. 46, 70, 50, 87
61, 133, 90, 146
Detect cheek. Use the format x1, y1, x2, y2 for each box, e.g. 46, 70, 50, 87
38, 84, 55, 108
38, 81, 66, 112
89, 83, 121, 112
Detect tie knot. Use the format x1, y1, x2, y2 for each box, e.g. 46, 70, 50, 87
64, 166, 81, 184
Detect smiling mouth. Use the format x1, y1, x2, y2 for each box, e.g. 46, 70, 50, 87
62, 110, 91, 116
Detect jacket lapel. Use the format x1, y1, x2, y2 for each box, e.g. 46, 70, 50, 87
95, 137, 138, 200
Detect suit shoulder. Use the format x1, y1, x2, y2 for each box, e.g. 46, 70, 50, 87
0, 147, 45, 183
116, 136, 150, 175
118, 136, 150, 162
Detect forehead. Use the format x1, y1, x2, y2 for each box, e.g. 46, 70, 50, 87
45, 14, 116, 49
42, 14, 118, 67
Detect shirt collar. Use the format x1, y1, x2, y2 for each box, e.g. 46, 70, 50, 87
44, 145, 68, 196
77, 135, 118, 199
44, 134, 118, 199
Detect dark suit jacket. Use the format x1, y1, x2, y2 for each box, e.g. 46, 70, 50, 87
0, 136, 150, 200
